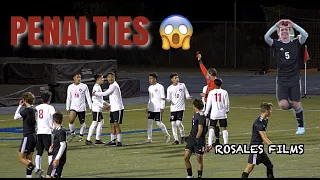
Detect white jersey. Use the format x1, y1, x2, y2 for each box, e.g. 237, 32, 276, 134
35, 104, 56, 134
205, 88, 230, 120
94, 81, 124, 112
91, 84, 108, 112
166, 83, 191, 112
66, 83, 92, 112
202, 85, 208, 111
148, 83, 165, 112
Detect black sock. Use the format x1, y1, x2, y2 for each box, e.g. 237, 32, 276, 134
71, 131, 75, 134
112, 139, 117, 142
187, 168, 193, 176
198, 170, 203, 178
242, 172, 249, 178
295, 108, 304, 127
27, 162, 35, 171
214, 126, 220, 144
288, 102, 293, 110
80, 134, 84, 137
26, 168, 32, 176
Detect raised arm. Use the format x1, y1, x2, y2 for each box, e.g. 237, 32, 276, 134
197, 54, 210, 84
264, 24, 277, 46
66, 86, 72, 111
95, 84, 115, 97
292, 23, 308, 44
13, 105, 23, 120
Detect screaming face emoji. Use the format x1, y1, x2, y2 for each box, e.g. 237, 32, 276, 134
159, 15, 193, 50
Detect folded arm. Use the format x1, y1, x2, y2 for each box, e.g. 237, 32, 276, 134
95, 85, 115, 97
264, 24, 277, 46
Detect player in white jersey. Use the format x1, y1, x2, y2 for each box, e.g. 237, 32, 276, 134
93, 72, 124, 146
204, 79, 229, 152
86, 74, 110, 145
66, 73, 92, 142
145, 73, 170, 143
166, 73, 192, 145
34, 92, 55, 178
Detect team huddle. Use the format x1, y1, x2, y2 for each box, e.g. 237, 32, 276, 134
12, 19, 308, 178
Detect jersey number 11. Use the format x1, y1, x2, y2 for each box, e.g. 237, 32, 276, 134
215, 93, 222, 102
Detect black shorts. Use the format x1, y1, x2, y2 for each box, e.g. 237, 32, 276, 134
276, 77, 301, 102
92, 112, 104, 122
110, 110, 124, 124
248, 151, 270, 165
185, 137, 205, 155
19, 134, 37, 154
170, 110, 184, 122
36, 134, 52, 152
70, 110, 86, 124
148, 111, 162, 121
209, 119, 227, 127
47, 161, 65, 178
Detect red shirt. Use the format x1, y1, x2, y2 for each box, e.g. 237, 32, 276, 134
199, 63, 216, 102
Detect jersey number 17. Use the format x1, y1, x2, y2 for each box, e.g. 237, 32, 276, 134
215, 93, 222, 102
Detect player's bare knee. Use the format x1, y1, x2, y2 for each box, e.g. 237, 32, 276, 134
278, 100, 289, 110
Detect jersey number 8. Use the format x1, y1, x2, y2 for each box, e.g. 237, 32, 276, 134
285, 52, 290, 59
38, 109, 43, 119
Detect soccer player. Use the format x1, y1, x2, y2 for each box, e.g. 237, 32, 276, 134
264, 19, 308, 135
201, 85, 208, 111
66, 73, 92, 142
34, 92, 56, 178
46, 112, 67, 178
145, 72, 170, 143
242, 102, 274, 178
93, 72, 124, 146
197, 53, 221, 144
13, 92, 37, 178
184, 99, 207, 178
166, 72, 192, 145
86, 74, 109, 145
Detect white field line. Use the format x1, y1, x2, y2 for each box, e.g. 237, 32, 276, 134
1, 105, 319, 122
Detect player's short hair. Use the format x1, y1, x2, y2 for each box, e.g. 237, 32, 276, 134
169, 72, 178, 79
149, 72, 158, 79
107, 72, 115, 77
41, 91, 52, 103
214, 78, 222, 87
22, 92, 34, 105
208, 68, 217, 76
260, 102, 273, 112
53, 112, 63, 124
94, 74, 103, 81
73, 72, 81, 78
193, 99, 204, 110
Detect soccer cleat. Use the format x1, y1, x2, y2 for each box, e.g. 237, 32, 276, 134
85, 140, 94, 145
117, 142, 123, 146
165, 135, 171, 143
296, 127, 305, 135
144, 139, 152, 143
77, 136, 83, 142
181, 137, 185, 144
95, 140, 106, 144
186, 176, 194, 178
205, 145, 213, 152
68, 133, 76, 142
105, 141, 117, 146
35, 169, 44, 178
172, 140, 179, 145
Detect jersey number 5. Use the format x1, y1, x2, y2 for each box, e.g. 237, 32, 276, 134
285, 52, 290, 59
38, 109, 43, 119
214, 93, 222, 102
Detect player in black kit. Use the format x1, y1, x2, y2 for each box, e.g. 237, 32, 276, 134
264, 19, 308, 135
184, 99, 208, 178
46, 112, 67, 178
13, 92, 38, 178
242, 102, 274, 178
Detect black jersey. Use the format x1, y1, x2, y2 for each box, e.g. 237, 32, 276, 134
52, 126, 67, 164
189, 112, 207, 139
20, 106, 37, 137
250, 116, 269, 145
272, 38, 302, 80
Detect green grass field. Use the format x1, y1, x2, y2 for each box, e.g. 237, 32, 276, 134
0, 95, 319, 178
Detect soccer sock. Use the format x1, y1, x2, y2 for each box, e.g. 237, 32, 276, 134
264, 160, 274, 178
87, 121, 97, 141
287, 102, 293, 110
79, 123, 86, 136
214, 126, 220, 144
242, 172, 249, 178
156, 121, 169, 136
171, 121, 179, 141
147, 119, 153, 140
117, 134, 122, 142
35, 155, 41, 170
111, 134, 115, 141
208, 128, 214, 146
222, 130, 229, 144
198, 170, 203, 178
48, 153, 53, 165
26, 168, 32, 178
96, 121, 103, 140
295, 107, 304, 127
176, 120, 185, 137
69, 123, 75, 134
187, 168, 193, 176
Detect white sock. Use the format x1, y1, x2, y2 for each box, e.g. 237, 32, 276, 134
96, 120, 104, 140
156, 121, 169, 136
26, 175, 32, 178
87, 121, 97, 141
79, 123, 86, 136
35, 155, 41, 170
69, 123, 75, 134
117, 134, 122, 142
147, 119, 153, 140
176, 120, 185, 137
111, 134, 115, 141
208, 128, 214, 146
222, 130, 229, 144
171, 121, 179, 141
48, 155, 53, 165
